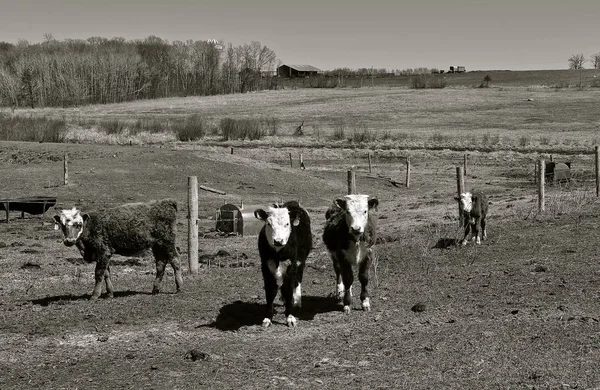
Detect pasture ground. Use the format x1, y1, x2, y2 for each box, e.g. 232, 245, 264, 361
1, 140, 600, 389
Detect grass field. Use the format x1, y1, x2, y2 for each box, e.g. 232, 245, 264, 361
1, 71, 600, 388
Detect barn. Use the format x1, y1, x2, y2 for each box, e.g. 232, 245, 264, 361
215, 203, 266, 236
277, 64, 323, 78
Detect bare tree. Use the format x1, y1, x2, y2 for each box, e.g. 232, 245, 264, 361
568, 53, 586, 70
590, 53, 600, 70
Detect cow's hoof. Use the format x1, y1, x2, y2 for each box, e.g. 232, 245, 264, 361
482, 235, 487, 241
343, 305, 351, 314
362, 298, 371, 311
461, 240, 468, 246
89, 296, 100, 302
286, 315, 297, 327
262, 318, 272, 328
151, 288, 160, 295
106, 293, 114, 299
476, 238, 481, 245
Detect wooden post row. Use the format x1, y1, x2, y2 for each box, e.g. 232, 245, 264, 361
347, 168, 356, 195
538, 159, 545, 212
188, 176, 199, 274
456, 166, 464, 225
63, 153, 68, 186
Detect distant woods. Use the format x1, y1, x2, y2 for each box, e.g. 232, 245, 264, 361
0, 36, 277, 108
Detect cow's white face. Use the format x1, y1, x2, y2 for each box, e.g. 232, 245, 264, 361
458, 192, 473, 213
335, 195, 378, 238
255, 206, 298, 251
53, 207, 87, 247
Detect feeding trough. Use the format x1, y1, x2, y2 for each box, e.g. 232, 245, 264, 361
0, 196, 57, 222
215, 203, 267, 236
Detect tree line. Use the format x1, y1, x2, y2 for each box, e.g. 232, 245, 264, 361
568, 52, 600, 70
0, 36, 277, 108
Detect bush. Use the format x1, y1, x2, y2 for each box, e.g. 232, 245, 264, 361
175, 114, 206, 141
220, 117, 265, 141
0, 114, 68, 143
100, 119, 126, 135
410, 74, 447, 89
263, 117, 279, 136
332, 120, 346, 140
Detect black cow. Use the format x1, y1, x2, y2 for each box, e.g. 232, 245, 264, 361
455, 191, 488, 246
254, 201, 312, 327
322, 194, 378, 314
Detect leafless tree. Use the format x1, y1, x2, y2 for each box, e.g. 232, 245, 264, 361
590, 53, 600, 69
568, 53, 586, 70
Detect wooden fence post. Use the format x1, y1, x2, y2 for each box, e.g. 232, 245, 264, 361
463, 154, 468, 176
538, 159, 545, 212
405, 157, 411, 188
289, 152, 293, 168
594, 145, 600, 196
368, 153, 372, 174
347, 167, 356, 195
230, 147, 234, 155
299, 153, 304, 169
534, 162, 538, 184
456, 166, 464, 225
188, 176, 199, 274
63, 153, 68, 186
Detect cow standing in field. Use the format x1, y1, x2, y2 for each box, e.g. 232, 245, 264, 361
254, 201, 312, 327
322, 194, 378, 314
53, 199, 183, 300
455, 191, 488, 246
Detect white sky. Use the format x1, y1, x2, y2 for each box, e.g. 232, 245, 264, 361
1, 0, 599, 71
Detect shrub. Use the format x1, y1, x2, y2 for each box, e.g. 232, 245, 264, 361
175, 114, 206, 141
519, 135, 530, 147
410, 74, 447, 89
0, 114, 68, 143
220, 117, 265, 141
100, 119, 126, 135
332, 120, 346, 140
263, 117, 279, 136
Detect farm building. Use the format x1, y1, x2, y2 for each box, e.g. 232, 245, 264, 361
277, 64, 323, 78
449, 66, 466, 73
215, 203, 266, 236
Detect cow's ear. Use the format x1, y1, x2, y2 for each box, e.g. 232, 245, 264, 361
53, 215, 62, 230
454, 196, 460, 202
82, 213, 90, 223
472, 195, 478, 203
334, 198, 346, 210
368, 198, 379, 210
292, 216, 300, 227
254, 209, 268, 221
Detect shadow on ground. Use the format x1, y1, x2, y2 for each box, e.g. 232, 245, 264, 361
30, 290, 150, 306
202, 295, 338, 331
432, 237, 460, 249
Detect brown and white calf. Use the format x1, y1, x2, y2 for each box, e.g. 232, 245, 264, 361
322, 194, 378, 313
455, 191, 488, 245
254, 201, 312, 327
53, 199, 183, 300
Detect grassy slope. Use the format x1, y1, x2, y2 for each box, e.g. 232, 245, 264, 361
0, 143, 599, 389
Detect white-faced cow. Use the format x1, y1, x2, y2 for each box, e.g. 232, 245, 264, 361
455, 191, 488, 245
53, 199, 183, 300
254, 201, 312, 327
322, 194, 378, 313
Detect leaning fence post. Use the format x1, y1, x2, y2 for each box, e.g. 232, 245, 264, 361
368, 153, 372, 174
595, 146, 599, 197
289, 152, 293, 168
63, 153, 68, 186
456, 166, 464, 225
188, 176, 199, 274
463, 154, 468, 176
230, 147, 234, 155
347, 167, 356, 195
538, 159, 545, 212
405, 157, 411, 188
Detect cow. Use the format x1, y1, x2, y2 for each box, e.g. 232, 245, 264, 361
455, 191, 488, 246
53, 199, 183, 300
322, 194, 379, 314
254, 201, 312, 327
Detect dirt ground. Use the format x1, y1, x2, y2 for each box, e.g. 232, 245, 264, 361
1, 141, 600, 389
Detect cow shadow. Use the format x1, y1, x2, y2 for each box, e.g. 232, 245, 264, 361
30, 290, 149, 306
432, 237, 460, 249
202, 295, 338, 332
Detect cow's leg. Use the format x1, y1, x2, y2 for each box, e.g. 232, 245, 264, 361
104, 265, 114, 298
359, 249, 373, 311
331, 253, 344, 302
261, 261, 279, 327
292, 259, 305, 309
91, 255, 110, 300
151, 247, 168, 295
473, 218, 481, 245
281, 268, 297, 327
169, 256, 183, 293
341, 263, 354, 313
481, 217, 487, 241
461, 220, 471, 246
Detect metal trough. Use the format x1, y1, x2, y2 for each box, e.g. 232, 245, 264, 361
215, 203, 266, 237
0, 196, 57, 222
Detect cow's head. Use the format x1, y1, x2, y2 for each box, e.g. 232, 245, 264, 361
334, 195, 378, 239
254, 204, 300, 250
455, 192, 475, 213
53, 207, 88, 247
